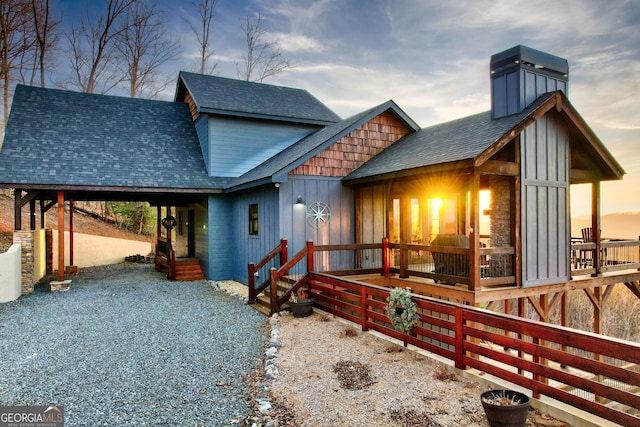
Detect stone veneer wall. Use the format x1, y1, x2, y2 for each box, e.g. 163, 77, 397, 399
13, 231, 34, 295
489, 175, 512, 247
13, 229, 48, 295
489, 176, 513, 276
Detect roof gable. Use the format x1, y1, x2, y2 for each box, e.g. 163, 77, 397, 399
345, 91, 624, 183
227, 100, 419, 191
175, 71, 341, 125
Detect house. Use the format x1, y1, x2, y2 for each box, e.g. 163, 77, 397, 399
3, 46, 640, 425
0, 45, 637, 307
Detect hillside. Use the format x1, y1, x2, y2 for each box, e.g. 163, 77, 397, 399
0, 193, 153, 251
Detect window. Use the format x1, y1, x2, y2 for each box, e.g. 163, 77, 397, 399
249, 204, 259, 235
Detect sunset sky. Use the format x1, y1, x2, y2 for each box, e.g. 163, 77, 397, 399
55, 0, 640, 216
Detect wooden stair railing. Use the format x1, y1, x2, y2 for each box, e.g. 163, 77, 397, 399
155, 236, 175, 279
248, 239, 288, 303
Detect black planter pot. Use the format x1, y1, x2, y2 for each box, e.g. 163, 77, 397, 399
290, 299, 313, 318
480, 390, 530, 427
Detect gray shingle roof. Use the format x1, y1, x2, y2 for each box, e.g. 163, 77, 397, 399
177, 71, 341, 125
228, 100, 419, 190
345, 92, 557, 181
0, 85, 228, 189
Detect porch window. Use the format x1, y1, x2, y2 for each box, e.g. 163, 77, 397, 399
249, 204, 259, 235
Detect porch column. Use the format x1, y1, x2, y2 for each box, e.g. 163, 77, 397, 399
591, 182, 601, 276
69, 200, 74, 266
469, 172, 480, 290
57, 191, 64, 282
29, 198, 36, 230
14, 189, 22, 230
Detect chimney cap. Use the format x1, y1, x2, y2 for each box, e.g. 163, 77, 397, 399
490, 45, 569, 78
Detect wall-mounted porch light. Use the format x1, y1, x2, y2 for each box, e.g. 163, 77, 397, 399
296, 195, 304, 204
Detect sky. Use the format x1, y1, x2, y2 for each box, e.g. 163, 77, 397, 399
55, 0, 640, 216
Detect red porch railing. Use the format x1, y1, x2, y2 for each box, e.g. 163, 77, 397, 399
248, 238, 640, 426
304, 272, 640, 426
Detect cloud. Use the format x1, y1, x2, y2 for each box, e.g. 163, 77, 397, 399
273, 33, 325, 52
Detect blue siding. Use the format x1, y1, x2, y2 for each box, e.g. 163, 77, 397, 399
279, 176, 354, 256
207, 195, 233, 280
230, 186, 280, 283
194, 115, 210, 173
208, 116, 318, 177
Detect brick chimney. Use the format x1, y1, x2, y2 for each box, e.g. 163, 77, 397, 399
490, 45, 569, 119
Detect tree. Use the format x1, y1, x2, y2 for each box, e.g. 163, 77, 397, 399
28, 0, 60, 88
64, 0, 136, 94
186, 0, 217, 75
0, 0, 34, 127
115, 0, 179, 98
236, 12, 290, 82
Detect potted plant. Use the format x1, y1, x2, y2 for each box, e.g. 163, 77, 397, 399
480, 389, 530, 427
289, 288, 313, 318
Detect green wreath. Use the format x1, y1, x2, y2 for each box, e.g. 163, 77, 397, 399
385, 287, 419, 332
161, 215, 176, 230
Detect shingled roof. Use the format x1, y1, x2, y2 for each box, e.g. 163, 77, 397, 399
345, 92, 555, 181
176, 71, 341, 125
0, 85, 228, 191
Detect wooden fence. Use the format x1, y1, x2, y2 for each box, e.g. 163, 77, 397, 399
301, 272, 640, 426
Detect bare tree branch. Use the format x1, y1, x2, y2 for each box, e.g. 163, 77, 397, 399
236, 12, 290, 83
29, 0, 60, 88
185, 0, 217, 75
115, 0, 179, 98
0, 0, 34, 128
64, 0, 136, 94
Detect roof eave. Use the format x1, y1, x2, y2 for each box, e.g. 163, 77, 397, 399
199, 107, 336, 126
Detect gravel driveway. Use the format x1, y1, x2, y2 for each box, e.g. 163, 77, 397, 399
0, 263, 268, 426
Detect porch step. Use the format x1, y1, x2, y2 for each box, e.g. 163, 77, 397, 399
250, 284, 291, 316
173, 258, 205, 281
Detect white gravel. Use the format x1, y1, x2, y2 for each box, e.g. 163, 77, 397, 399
0, 263, 268, 426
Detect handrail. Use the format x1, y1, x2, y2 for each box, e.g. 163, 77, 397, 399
305, 271, 640, 426
248, 239, 288, 302
270, 241, 313, 313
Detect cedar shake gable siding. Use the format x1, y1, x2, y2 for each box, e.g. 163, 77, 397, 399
290, 112, 410, 177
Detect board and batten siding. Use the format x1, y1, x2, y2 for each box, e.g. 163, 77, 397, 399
492, 68, 567, 119
207, 116, 318, 177
521, 113, 570, 287
279, 176, 354, 260
206, 195, 233, 280
230, 186, 280, 284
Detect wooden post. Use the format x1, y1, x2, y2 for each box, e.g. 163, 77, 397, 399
269, 267, 278, 315
57, 191, 64, 282
280, 238, 288, 266
360, 287, 368, 331
156, 205, 162, 241
592, 182, 601, 276
69, 200, 74, 266
248, 263, 256, 303
39, 200, 46, 229
14, 189, 22, 230
469, 171, 481, 291
399, 195, 409, 278
306, 241, 314, 273
454, 307, 465, 370
29, 198, 36, 230
382, 237, 389, 276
